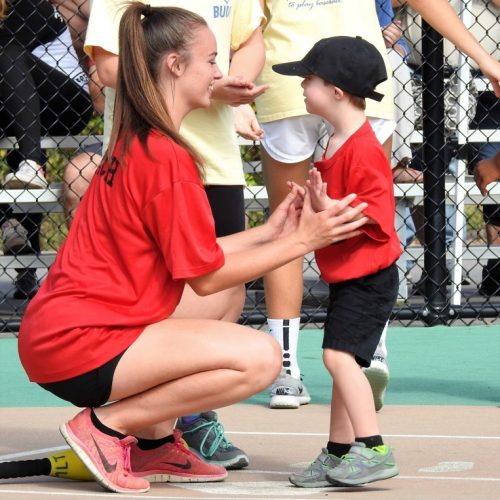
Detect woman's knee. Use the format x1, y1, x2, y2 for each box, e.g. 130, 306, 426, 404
245, 333, 282, 389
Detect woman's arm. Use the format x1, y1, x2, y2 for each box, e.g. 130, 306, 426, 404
188, 193, 368, 295
403, 0, 500, 95
211, 28, 269, 105
92, 46, 118, 88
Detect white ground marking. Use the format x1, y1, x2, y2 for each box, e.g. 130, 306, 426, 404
419, 462, 474, 473
226, 431, 500, 440
179, 480, 331, 496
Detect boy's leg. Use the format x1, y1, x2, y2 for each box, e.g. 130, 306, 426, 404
323, 349, 398, 487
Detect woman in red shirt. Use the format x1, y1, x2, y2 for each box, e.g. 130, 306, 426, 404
18, 3, 368, 494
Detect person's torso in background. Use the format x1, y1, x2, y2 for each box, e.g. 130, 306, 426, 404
256, 0, 394, 123
0, 0, 66, 50
85, 0, 265, 186
32, 27, 89, 92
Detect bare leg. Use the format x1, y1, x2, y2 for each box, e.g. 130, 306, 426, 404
63, 151, 101, 225
94, 319, 282, 436
262, 147, 310, 383
172, 282, 245, 323
323, 349, 379, 440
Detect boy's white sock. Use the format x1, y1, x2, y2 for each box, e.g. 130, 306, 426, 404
267, 317, 301, 379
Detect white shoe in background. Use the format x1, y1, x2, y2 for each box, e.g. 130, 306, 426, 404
363, 355, 390, 412
4, 159, 48, 189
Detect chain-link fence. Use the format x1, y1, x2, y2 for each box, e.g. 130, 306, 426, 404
0, 0, 499, 331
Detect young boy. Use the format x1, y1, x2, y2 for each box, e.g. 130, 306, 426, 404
273, 36, 401, 487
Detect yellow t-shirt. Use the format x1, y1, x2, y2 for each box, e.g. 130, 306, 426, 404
255, 0, 394, 123
85, 0, 264, 185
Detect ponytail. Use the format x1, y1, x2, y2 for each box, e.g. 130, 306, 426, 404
107, 2, 207, 177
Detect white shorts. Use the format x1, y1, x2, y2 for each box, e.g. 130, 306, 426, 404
261, 115, 396, 164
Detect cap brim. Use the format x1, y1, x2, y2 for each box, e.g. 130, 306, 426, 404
272, 61, 311, 77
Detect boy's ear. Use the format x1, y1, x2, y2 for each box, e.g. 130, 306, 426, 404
332, 85, 344, 100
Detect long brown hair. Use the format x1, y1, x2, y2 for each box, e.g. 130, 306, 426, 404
107, 2, 207, 177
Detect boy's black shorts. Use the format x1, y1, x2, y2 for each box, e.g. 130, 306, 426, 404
323, 263, 399, 367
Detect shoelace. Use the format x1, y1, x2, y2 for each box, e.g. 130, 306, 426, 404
188, 419, 231, 459
120, 437, 136, 476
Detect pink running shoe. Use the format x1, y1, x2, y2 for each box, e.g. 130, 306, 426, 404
131, 430, 228, 483
60, 408, 150, 493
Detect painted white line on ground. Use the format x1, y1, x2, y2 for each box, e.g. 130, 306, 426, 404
0, 446, 68, 461
419, 461, 474, 472
2, 429, 499, 462
0, 490, 352, 500
226, 431, 500, 440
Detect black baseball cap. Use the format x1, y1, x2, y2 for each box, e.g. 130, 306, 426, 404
272, 36, 387, 102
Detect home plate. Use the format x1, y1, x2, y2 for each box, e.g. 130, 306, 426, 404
179, 481, 330, 496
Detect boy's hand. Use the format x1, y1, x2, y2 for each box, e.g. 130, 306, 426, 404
306, 167, 334, 212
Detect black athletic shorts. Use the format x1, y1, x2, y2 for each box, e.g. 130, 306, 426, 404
205, 185, 245, 237
38, 349, 127, 408
323, 263, 399, 367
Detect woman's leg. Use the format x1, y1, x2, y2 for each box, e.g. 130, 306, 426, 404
97, 319, 282, 435
0, 45, 43, 165
261, 147, 311, 408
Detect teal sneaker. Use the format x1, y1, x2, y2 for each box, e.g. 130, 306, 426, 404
175, 412, 249, 470
289, 448, 342, 488
326, 442, 399, 486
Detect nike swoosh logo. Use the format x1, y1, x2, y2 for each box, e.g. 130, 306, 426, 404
91, 435, 118, 473
161, 460, 192, 470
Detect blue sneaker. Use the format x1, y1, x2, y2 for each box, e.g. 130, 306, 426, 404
175, 412, 249, 470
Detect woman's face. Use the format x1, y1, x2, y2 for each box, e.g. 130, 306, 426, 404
179, 26, 222, 110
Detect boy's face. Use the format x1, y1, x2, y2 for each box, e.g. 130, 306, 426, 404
301, 74, 335, 117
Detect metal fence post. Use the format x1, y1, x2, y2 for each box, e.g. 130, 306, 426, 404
420, 21, 449, 325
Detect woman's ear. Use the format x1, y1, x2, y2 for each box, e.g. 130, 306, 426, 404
164, 52, 184, 77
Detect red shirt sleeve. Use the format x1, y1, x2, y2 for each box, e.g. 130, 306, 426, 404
347, 156, 396, 242
141, 180, 224, 280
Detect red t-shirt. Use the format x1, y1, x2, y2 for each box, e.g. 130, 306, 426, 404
314, 121, 401, 283
18, 132, 224, 383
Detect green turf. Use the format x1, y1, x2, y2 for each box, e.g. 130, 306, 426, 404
248, 324, 500, 407
1, 324, 499, 407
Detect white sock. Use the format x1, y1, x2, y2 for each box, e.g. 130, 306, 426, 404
373, 322, 388, 362
267, 317, 301, 379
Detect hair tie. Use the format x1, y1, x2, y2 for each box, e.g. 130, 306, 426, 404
142, 4, 153, 17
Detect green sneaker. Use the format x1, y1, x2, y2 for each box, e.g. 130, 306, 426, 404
175, 412, 249, 470
289, 449, 342, 488
326, 442, 399, 486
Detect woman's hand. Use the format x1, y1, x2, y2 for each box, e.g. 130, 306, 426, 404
234, 104, 264, 141
296, 192, 369, 250
477, 56, 500, 98
211, 75, 269, 106
265, 183, 303, 240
